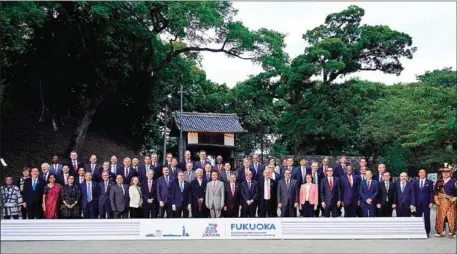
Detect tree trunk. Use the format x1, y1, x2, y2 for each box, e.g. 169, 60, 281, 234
65, 107, 97, 155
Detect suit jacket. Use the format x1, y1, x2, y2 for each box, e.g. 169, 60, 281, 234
374, 173, 385, 184
55, 172, 72, 186
224, 182, 240, 210
310, 171, 324, 188
141, 179, 156, 203
98, 180, 114, 208
168, 167, 180, 178
69, 161, 85, 175
413, 179, 434, 207
319, 165, 330, 176
80, 181, 100, 210
280, 167, 298, 180
236, 168, 256, 183
23, 178, 45, 205
299, 183, 318, 205
39, 171, 55, 183
84, 163, 101, 176
182, 170, 196, 183
156, 175, 175, 205
250, 163, 265, 181
96, 171, 116, 183
117, 167, 137, 185
277, 179, 299, 207
171, 181, 191, 207
296, 166, 312, 185
203, 172, 213, 183
359, 179, 379, 203
205, 180, 225, 208
215, 163, 225, 174
179, 160, 194, 172
241, 180, 259, 203
191, 179, 207, 204
333, 164, 347, 178
395, 181, 416, 206
377, 180, 396, 205
219, 170, 233, 184
109, 184, 129, 212
340, 174, 360, 205
138, 164, 155, 183
49, 163, 63, 174
194, 160, 211, 171
320, 177, 341, 206
258, 178, 276, 202
75, 176, 86, 187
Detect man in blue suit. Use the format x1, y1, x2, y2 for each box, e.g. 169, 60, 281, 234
23, 168, 46, 219
98, 170, 113, 219
156, 166, 175, 218
39, 163, 55, 182
281, 158, 297, 180
395, 172, 416, 217
340, 165, 360, 217
138, 155, 153, 183
296, 158, 311, 186
171, 172, 192, 218
320, 168, 341, 217
241, 171, 258, 217
310, 162, 323, 217
250, 154, 265, 181
81, 172, 100, 219
414, 169, 433, 235
194, 150, 211, 171
359, 170, 379, 217
237, 158, 256, 183
117, 157, 137, 185
333, 156, 347, 178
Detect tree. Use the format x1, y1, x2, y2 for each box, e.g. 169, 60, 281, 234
416, 67, 457, 87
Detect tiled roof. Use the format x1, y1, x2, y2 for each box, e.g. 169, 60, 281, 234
173, 112, 245, 133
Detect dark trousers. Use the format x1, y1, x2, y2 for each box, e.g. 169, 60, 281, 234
415, 204, 431, 235
241, 203, 256, 217
113, 209, 128, 219
344, 203, 357, 217
21, 207, 27, 219
83, 201, 97, 219
192, 200, 205, 218
159, 204, 172, 218
143, 202, 156, 218
301, 201, 315, 217
173, 203, 190, 218
4, 215, 19, 219
379, 203, 393, 217
130, 207, 142, 218
356, 205, 363, 217
224, 206, 239, 218
27, 202, 43, 219
323, 204, 337, 217
280, 205, 296, 217
396, 204, 411, 217
63, 215, 80, 219
361, 202, 376, 217
99, 201, 112, 219
258, 199, 275, 217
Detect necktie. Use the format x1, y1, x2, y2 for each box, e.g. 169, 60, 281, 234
286, 180, 290, 189
227, 172, 230, 180
73, 161, 77, 173
148, 181, 152, 192
367, 181, 370, 190
45, 172, 48, 181
421, 180, 424, 189
248, 181, 251, 189
314, 173, 317, 184
213, 181, 216, 192
202, 161, 205, 167
64, 174, 68, 185
348, 175, 352, 187
180, 182, 184, 192
32, 179, 37, 191
329, 178, 333, 190
379, 175, 382, 182
146, 165, 150, 172
402, 183, 405, 193
323, 166, 327, 175
207, 173, 210, 181
166, 176, 169, 185
231, 184, 235, 196
91, 164, 95, 172
121, 184, 125, 195
266, 180, 270, 199
87, 183, 92, 202
105, 181, 108, 193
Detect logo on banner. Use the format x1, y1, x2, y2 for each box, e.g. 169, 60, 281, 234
202, 223, 220, 237
230, 223, 277, 237
145, 225, 190, 238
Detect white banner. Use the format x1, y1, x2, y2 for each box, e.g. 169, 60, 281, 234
1, 217, 427, 241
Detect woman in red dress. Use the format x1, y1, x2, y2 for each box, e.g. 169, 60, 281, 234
42, 175, 62, 219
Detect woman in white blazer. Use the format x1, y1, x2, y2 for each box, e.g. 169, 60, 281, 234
129, 177, 142, 218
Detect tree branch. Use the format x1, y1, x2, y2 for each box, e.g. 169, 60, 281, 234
360, 67, 378, 71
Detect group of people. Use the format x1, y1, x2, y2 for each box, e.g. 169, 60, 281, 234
1, 151, 456, 239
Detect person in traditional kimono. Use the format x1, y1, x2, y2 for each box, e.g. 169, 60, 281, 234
434, 165, 457, 238
1, 176, 23, 219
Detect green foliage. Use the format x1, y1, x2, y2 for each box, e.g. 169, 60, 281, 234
379, 142, 408, 176
417, 67, 457, 87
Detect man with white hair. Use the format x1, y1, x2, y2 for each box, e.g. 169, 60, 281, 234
39, 163, 54, 182
395, 172, 416, 217
117, 157, 137, 184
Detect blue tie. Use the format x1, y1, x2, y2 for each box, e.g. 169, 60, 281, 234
180, 182, 184, 192
87, 183, 92, 202
32, 180, 37, 191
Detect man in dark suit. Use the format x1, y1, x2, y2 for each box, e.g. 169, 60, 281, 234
190, 169, 207, 218
110, 155, 121, 175
258, 169, 277, 217
182, 162, 196, 183
334, 156, 347, 179
320, 168, 341, 217
142, 170, 156, 218
23, 168, 45, 219
117, 157, 137, 185
85, 154, 101, 182
194, 150, 210, 171
98, 171, 114, 218
69, 151, 84, 175
219, 163, 232, 184
241, 171, 258, 217
359, 170, 379, 217
374, 164, 387, 184
156, 166, 175, 218
340, 165, 360, 217
171, 172, 192, 218
310, 162, 323, 217
281, 158, 297, 180
414, 169, 433, 235
224, 174, 240, 217
237, 158, 256, 183
39, 163, 55, 182
50, 155, 63, 174
215, 155, 225, 174
179, 150, 193, 172
296, 158, 311, 186
277, 169, 299, 217
251, 154, 265, 181
80, 172, 99, 219
56, 165, 71, 186
109, 175, 129, 218
357, 166, 368, 217
75, 167, 86, 187
138, 156, 151, 183
320, 158, 330, 177
377, 171, 396, 217
203, 164, 215, 183
150, 153, 162, 179
354, 158, 367, 176
395, 172, 416, 217
169, 158, 180, 178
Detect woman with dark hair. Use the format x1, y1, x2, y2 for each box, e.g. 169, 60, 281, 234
129, 176, 142, 218
60, 175, 81, 219
16, 167, 30, 219
299, 174, 318, 217
42, 175, 62, 219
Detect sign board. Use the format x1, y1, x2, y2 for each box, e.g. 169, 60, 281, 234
1, 217, 426, 241
187, 132, 198, 144
427, 173, 438, 184
224, 133, 234, 146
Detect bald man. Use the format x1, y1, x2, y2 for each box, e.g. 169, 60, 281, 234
395, 172, 416, 217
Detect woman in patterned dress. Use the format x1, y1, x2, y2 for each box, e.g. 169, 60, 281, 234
60, 175, 81, 219
42, 175, 62, 219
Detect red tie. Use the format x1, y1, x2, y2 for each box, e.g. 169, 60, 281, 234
367, 181, 370, 190
73, 162, 78, 173
329, 178, 333, 190
323, 166, 327, 175
231, 184, 235, 196
348, 175, 352, 187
